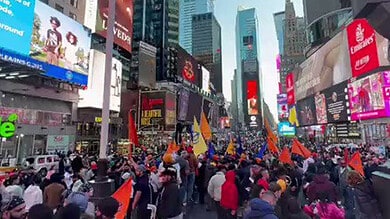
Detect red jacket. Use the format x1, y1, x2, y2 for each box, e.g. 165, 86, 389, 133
220, 170, 239, 211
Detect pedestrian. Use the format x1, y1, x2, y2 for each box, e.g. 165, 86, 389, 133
77, 183, 95, 217
244, 191, 279, 219
54, 203, 81, 219
23, 175, 43, 211
220, 170, 239, 219
43, 173, 66, 211
5, 174, 23, 198
285, 197, 310, 219
157, 165, 183, 219
306, 168, 338, 203
96, 197, 120, 219
208, 165, 227, 219
1, 196, 27, 219
131, 165, 153, 219
28, 204, 53, 219
347, 170, 383, 219
186, 147, 198, 204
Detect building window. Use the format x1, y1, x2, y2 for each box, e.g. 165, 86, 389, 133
55, 4, 64, 13
69, 12, 77, 20
70, 0, 78, 8
40, 0, 49, 4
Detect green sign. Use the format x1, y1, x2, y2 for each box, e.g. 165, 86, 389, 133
0, 114, 18, 138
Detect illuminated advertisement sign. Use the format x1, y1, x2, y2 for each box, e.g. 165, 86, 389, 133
140, 91, 165, 130
348, 71, 390, 120
177, 89, 190, 121
0, 114, 18, 138
347, 19, 389, 78
138, 41, 157, 88
296, 96, 317, 127
286, 73, 295, 105
277, 94, 288, 119
278, 122, 296, 136
84, 0, 133, 52
177, 47, 201, 87
202, 66, 210, 93
165, 92, 176, 131
247, 80, 259, 116
0, 0, 91, 85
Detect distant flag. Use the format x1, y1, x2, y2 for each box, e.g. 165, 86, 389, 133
112, 179, 133, 219
267, 137, 280, 154
257, 142, 268, 159
208, 142, 215, 159
237, 135, 244, 156
348, 152, 365, 176
193, 117, 208, 156
200, 112, 212, 141
291, 139, 311, 159
279, 147, 293, 165
226, 137, 235, 155
265, 119, 278, 144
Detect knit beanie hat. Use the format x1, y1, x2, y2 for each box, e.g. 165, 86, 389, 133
66, 192, 88, 213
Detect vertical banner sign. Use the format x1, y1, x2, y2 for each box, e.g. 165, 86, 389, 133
277, 94, 288, 119
286, 73, 295, 105
347, 19, 379, 78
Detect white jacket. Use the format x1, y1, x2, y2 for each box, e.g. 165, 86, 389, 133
207, 172, 226, 202
23, 185, 43, 211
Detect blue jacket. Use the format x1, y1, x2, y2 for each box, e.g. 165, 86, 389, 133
244, 198, 279, 219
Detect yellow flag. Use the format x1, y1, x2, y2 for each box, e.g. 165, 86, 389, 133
193, 117, 208, 156
226, 138, 235, 155
200, 112, 212, 141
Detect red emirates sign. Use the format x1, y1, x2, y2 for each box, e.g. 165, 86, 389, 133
286, 73, 295, 105
347, 19, 379, 78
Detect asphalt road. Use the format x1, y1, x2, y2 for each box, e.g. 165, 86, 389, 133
185, 204, 217, 219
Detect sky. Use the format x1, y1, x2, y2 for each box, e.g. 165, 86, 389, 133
214, 0, 304, 120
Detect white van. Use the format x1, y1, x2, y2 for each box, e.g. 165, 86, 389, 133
22, 155, 59, 176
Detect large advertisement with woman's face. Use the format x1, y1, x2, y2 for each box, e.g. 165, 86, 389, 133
348, 71, 390, 120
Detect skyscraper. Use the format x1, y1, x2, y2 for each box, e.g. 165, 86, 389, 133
131, 0, 180, 83
192, 12, 222, 93
179, 0, 214, 54
273, 11, 286, 56
235, 7, 263, 128
279, 0, 305, 93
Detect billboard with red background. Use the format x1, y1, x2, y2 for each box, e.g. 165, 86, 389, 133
347, 19, 379, 78
286, 73, 295, 105
96, 0, 133, 52
177, 47, 201, 87
348, 71, 390, 120
247, 80, 259, 116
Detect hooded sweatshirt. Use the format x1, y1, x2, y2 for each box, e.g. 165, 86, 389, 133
307, 175, 338, 202
220, 170, 239, 211
245, 198, 278, 219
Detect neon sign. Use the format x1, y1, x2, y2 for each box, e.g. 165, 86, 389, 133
0, 114, 18, 138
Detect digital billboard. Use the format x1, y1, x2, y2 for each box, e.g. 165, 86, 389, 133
165, 92, 176, 131
277, 94, 288, 119
278, 122, 296, 136
294, 30, 352, 101
348, 71, 390, 120
177, 47, 201, 87
286, 73, 295, 105
347, 19, 390, 78
78, 50, 122, 112
296, 96, 317, 127
140, 91, 165, 130
177, 89, 190, 121
0, 0, 91, 85
247, 80, 259, 116
138, 41, 157, 88
186, 91, 203, 122
95, 0, 133, 52
318, 81, 349, 124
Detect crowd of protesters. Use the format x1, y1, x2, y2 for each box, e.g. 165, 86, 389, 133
0, 134, 387, 219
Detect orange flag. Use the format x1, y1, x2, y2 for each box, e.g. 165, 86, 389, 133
348, 152, 365, 176
200, 112, 212, 141
265, 119, 278, 144
291, 139, 311, 159
279, 147, 293, 165
112, 179, 133, 219
267, 137, 280, 154
167, 141, 180, 153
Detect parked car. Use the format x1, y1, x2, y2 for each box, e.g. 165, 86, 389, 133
22, 155, 59, 177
